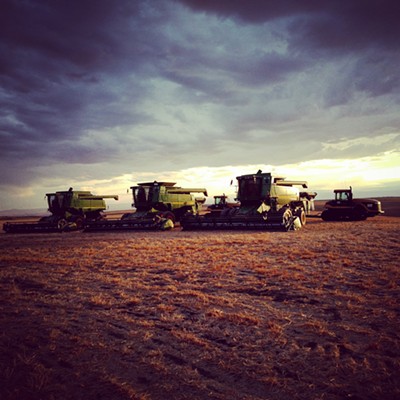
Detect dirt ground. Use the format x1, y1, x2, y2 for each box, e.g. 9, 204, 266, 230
0, 213, 399, 399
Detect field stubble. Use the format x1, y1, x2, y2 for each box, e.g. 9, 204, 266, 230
0, 216, 399, 399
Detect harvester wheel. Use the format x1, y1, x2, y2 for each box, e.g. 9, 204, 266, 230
154, 211, 175, 230
57, 219, 68, 231
74, 217, 84, 229
295, 208, 306, 226
282, 209, 293, 230
161, 211, 176, 223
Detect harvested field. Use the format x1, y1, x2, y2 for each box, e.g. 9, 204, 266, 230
1, 214, 399, 399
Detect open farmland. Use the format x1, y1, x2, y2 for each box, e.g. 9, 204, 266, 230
0, 213, 399, 399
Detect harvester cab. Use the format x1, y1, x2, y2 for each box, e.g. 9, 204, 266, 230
181, 170, 317, 231
3, 189, 119, 233
206, 195, 240, 217
84, 181, 208, 231
213, 195, 228, 208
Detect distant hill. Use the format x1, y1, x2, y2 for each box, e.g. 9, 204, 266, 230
0, 208, 49, 218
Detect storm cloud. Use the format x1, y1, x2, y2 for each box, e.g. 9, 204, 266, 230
0, 0, 399, 208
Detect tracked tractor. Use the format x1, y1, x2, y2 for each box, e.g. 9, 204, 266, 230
321, 187, 384, 221
180, 170, 317, 231
3, 189, 119, 233
84, 181, 208, 231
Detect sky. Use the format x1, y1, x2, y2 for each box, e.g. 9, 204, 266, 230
1, 0, 399, 210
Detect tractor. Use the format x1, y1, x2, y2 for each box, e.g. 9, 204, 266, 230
321, 187, 384, 221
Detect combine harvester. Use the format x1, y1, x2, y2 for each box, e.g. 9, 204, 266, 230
3, 189, 118, 233
180, 170, 317, 231
84, 181, 207, 231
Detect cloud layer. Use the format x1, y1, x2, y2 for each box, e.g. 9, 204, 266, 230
1, 0, 399, 208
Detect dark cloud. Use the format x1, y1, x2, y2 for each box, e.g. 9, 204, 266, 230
178, 0, 400, 50
353, 53, 400, 97
0, 0, 159, 179
176, 0, 323, 22
0, 1, 139, 68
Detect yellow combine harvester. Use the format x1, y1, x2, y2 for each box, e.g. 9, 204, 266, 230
181, 170, 317, 231
3, 188, 118, 233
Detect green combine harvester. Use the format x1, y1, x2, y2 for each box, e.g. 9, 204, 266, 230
180, 170, 317, 231
84, 181, 208, 231
3, 189, 118, 233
